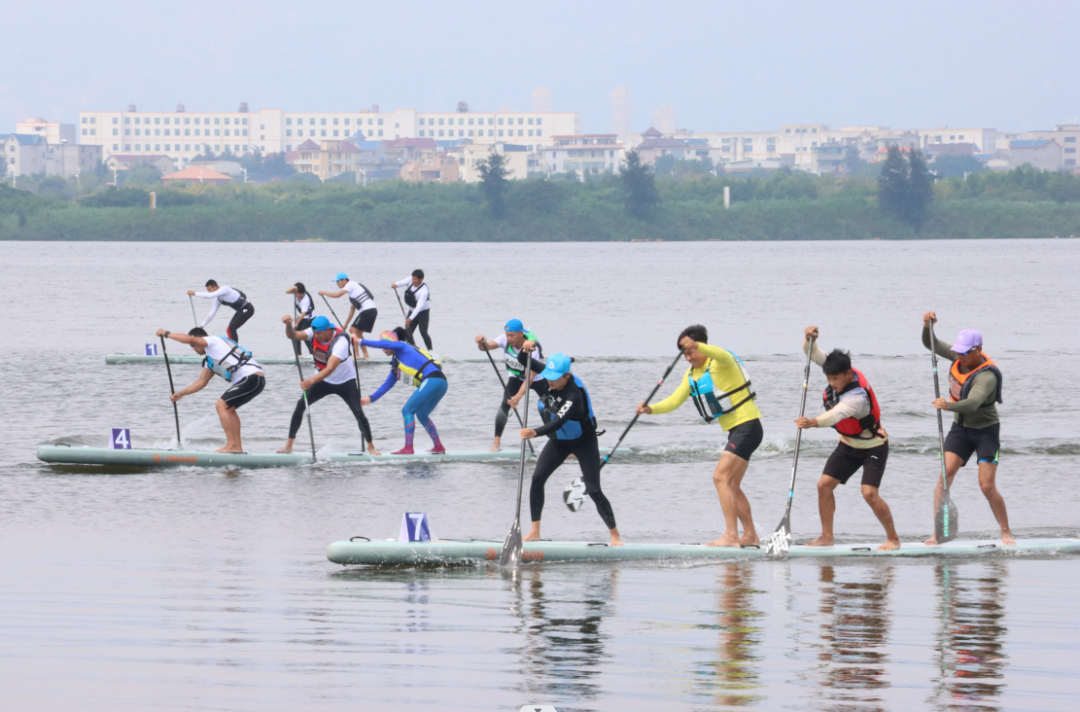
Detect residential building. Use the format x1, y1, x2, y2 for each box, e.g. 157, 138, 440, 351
400, 153, 459, 183
1022, 124, 1080, 170
543, 135, 625, 175
451, 143, 530, 183
16, 117, 77, 145
632, 128, 718, 167
1009, 139, 1063, 171
3, 134, 101, 178
161, 166, 233, 186
105, 154, 177, 175
286, 139, 360, 181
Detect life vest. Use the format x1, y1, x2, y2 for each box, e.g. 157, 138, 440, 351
537, 375, 597, 440
221, 289, 247, 311
823, 368, 882, 439
204, 336, 253, 382
295, 293, 314, 319
404, 282, 428, 308
393, 346, 442, 387
312, 328, 350, 372
348, 282, 374, 311
688, 352, 756, 424
949, 355, 1003, 405
505, 330, 540, 377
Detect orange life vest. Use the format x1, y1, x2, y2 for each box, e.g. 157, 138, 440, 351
949, 355, 1003, 404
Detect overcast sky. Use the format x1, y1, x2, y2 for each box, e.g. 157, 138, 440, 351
4, 0, 1077, 135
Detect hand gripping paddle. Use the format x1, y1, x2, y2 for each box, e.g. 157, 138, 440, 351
930, 322, 959, 543
563, 351, 683, 512
764, 335, 815, 559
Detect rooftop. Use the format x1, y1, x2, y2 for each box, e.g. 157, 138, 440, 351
162, 166, 233, 182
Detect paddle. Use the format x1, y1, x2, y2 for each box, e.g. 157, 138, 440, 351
321, 295, 345, 329
481, 342, 534, 455
393, 285, 408, 318
159, 335, 183, 449
764, 334, 816, 559
563, 351, 683, 512
499, 350, 534, 568
930, 322, 959, 543
320, 295, 369, 437
292, 343, 318, 463
188, 295, 199, 329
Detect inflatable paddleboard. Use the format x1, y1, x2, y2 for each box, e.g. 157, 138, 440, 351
326, 537, 1080, 566
37, 445, 633, 469
105, 354, 489, 365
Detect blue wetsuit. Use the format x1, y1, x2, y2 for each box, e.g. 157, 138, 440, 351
362, 339, 447, 451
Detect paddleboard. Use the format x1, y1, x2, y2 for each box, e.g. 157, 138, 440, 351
325, 537, 1080, 566
105, 354, 489, 365
37, 445, 633, 468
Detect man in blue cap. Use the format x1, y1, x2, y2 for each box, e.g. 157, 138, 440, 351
519, 352, 623, 546
277, 314, 379, 456
475, 319, 547, 451
320, 272, 378, 359
922, 312, 1012, 545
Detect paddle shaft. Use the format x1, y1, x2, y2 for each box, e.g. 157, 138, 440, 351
321, 295, 345, 329
482, 344, 533, 455
781, 335, 816, 519
393, 286, 408, 318
189, 295, 199, 329
159, 335, 183, 448
292, 345, 318, 463
318, 295, 368, 444
600, 351, 684, 471
929, 323, 951, 497
500, 350, 533, 567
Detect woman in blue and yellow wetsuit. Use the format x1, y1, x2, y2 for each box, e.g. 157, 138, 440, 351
361, 328, 447, 455
637, 324, 763, 548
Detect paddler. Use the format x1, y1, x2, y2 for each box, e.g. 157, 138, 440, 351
360, 328, 447, 455
794, 327, 900, 551
319, 272, 378, 359
475, 318, 548, 452
277, 315, 380, 456
392, 269, 433, 351
636, 325, 762, 547
286, 282, 315, 355
922, 312, 1014, 545
520, 352, 622, 546
155, 328, 265, 453
187, 280, 254, 343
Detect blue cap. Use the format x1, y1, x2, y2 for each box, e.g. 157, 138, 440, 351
310, 315, 336, 332
504, 318, 524, 333
539, 353, 572, 381
334, 272, 348, 282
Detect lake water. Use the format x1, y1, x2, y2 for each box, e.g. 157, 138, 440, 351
1, 239, 1078, 711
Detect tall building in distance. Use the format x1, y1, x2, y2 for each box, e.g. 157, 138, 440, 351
532, 87, 552, 113
652, 105, 677, 135
612, 86, 632, 140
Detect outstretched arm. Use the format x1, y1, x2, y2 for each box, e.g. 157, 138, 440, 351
367, 369, 398, 403
157, 328, 208, 350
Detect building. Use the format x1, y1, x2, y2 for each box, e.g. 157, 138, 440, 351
652, 106, 677, 135
76, 104, 580, 169
1009, 139, 1063, 171
3, 134, 102, 178
400, 152, 459, 183
1021, 124, 1080, 170
286, 139, 360, 181
532, 87, 552, 113
161, 166, 233, 186
105, 154, 177, 175
16, 117, 77, 145
543, 135, 625, 175
451, 143, 530, 183
612, 87, 632, 140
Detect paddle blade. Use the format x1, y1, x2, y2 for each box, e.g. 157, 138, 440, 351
499, 523, 523, 568
764, 518, 792, 559
935, 494, 959, 544
563, 477, 587, 512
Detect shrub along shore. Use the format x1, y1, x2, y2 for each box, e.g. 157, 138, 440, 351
2, 168, 1079, 242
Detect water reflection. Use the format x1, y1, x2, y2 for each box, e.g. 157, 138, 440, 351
512, 566, 618, 706
811, 565, 894, 711
693, 561, 765, 708
928, 562, 1008, 712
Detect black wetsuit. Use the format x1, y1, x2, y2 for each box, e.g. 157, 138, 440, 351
495, 344, 548, 438
529, 376, 616, 530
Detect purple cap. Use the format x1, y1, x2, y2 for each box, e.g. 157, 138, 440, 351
952, 328, 983, 354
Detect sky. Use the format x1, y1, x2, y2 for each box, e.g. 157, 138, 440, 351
3, 0, 1078, 135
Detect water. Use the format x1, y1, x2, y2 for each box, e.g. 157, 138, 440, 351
2, 239, 1078, 711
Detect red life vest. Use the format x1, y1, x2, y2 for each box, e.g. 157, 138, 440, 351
312, 328, 350, 371
822, 368, 882, 439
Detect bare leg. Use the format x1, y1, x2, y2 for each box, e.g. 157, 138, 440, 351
277, 437, 295, 454
807, 475, 839, 546
706, 452, 752, 547
215, 400, 243, 453
862, 484, 900, 550
523, 521, 541, 542
609, 526, 623, 547
925, 452, 962, 544
977, 462, 1014, 544
489, 436, 502, 453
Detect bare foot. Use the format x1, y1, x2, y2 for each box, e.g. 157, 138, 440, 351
488, 442, 501, 452
706, 534, 741, 547
367, 445, 382, 456
277, 446, 293, 454
214, 446, 243, 453
877, 539, 901, 551
924, 535, 938, 545
739, 533, 760, 547
806, 534, 835, 547
523, 531, 541, 542
610, 536, 624, 547
1002, 531, 1016, 546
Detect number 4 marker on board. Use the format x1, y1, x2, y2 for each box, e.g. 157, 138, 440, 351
109, 428, 132, 450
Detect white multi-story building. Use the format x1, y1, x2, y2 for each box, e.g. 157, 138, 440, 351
16, 117, 77, 145
76, 103, 580, 168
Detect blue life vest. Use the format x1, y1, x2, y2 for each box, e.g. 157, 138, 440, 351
537, 375, 597, 440
204, 336, 253, 382
688, 352, 755, 423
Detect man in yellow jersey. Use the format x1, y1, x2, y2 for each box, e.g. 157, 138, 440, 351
637, 325, 763, 547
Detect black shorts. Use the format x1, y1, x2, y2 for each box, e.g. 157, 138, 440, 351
221, 373, 265, 409
352, 308, 377, 333
823, 441, 888, 488
944, 422, 1000, 466
724, 418, 763, 461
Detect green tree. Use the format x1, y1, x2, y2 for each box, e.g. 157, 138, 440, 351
619, 150, 660, 219
842, 146, 862, 174
124, 165, 162, 187
287, 171, 321, 184
906, 147, 934, 228
877, 145, 910, 223
37, 175, 70, 199
263, 152, 296, 179
931, 154, 984, 179
476, 151, 511, 218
